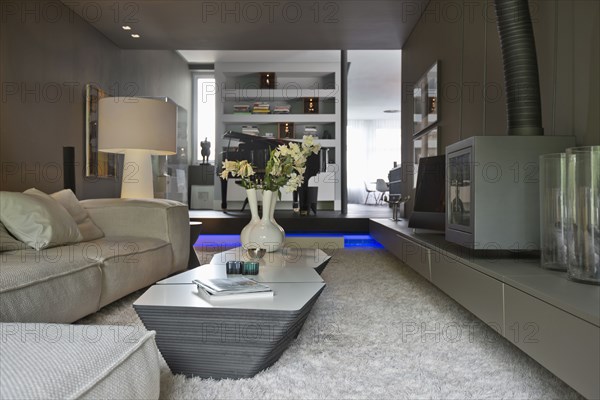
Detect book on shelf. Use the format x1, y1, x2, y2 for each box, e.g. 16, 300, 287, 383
272, 105, 291, 114
192, 277, 274, 301
242, 125, 260, 135
233, 105, 251, 113
252, 103, 271, 113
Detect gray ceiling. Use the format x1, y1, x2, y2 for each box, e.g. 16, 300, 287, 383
63, 0, 429, 50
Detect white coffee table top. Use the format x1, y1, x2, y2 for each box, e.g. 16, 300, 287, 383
134, 282, 325, 311
159, 247, 330, 285
209, 247, 331, 270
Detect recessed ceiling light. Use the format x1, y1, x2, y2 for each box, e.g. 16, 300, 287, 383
383, 109, 400, 113
131, 33, 141, 38
122, 25, 131, 30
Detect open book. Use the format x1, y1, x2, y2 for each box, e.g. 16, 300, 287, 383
193, 277, 274, 301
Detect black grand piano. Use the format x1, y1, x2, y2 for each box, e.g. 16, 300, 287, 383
220, 131, 320, 213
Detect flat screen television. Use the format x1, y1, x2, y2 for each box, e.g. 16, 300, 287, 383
408, 154, 446, 231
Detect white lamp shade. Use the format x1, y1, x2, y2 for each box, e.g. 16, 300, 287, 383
98, 97, 176, 155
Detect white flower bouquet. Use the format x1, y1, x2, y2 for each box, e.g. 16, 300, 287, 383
219, 159, 256, 189
220, 135, 321, 193
264, 135, 321, 193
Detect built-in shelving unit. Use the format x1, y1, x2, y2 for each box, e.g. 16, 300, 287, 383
215, 62, 342, 210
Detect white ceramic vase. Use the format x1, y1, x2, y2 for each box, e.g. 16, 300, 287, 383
270, 190, 286, 240
249, 190, 285, 252
240, 188, 261, 248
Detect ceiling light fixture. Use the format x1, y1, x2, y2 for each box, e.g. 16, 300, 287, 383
383, 109, 400, 113
122, 25, 131, 30
131, 33, 141, 38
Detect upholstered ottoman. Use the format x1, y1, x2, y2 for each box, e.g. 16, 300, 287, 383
0, 323, 160, 399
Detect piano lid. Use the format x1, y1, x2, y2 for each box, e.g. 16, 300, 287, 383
223, 130, 284, 147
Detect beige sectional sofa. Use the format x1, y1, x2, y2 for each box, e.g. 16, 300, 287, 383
0, 197, 189, 323
0, 196, 189, 399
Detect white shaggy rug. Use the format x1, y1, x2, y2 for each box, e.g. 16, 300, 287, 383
78, 248, 582, 399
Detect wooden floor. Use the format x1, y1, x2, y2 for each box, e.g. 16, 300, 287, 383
189, 203, 393, 234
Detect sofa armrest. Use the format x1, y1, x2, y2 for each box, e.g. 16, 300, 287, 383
80, 198, 189, 273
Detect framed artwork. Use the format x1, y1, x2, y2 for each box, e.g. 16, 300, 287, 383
413, 61, 438, 136
85, 83, 116, 177
413, 127, 438, 188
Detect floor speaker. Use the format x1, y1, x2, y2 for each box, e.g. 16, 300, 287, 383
63, 146, 76, 193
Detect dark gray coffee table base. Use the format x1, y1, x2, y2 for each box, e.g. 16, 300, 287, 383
134, 287, 324, 379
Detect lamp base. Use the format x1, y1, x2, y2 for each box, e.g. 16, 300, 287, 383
121, 149, 155, 199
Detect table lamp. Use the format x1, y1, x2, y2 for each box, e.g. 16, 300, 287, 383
98, 97, 176, 198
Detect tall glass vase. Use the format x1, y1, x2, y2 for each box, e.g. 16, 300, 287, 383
539, 153, 567, 270
240, 188, 261, 248
566, 146, 600, 284
249, 190, 285, 252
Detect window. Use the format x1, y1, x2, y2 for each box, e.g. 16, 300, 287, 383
193, 72, 216, 163
347, 120, 401, 204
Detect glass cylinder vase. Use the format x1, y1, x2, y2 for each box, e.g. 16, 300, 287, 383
565, 146, 600, 284
539, 153, 567, 270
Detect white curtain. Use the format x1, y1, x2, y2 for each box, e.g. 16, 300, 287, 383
347, 119, 401, 204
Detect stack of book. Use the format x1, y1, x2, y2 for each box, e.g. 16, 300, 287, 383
241, 125, 260, 135
233, 105, 251, 114
252, 103, 271, 114
193, 277, 274, 302
272, 105, 291, 114
304, 126, 318, 135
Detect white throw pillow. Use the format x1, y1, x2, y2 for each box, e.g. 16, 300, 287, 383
0, 190, 83, 250
0, 222, 27, 252
50, 189, 104, 242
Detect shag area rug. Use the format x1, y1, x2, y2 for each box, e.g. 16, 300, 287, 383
78, 248, 582, 399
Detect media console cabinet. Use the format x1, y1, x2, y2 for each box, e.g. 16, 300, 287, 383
370, 219, 600, 399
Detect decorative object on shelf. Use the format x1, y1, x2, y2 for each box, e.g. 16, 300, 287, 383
260, 72, 275, 89
565, 145, 599, 285
323, 129, 332, 139
539, 153, 567, 271
304, 97, 319, 114
278, 122, 294, 138
85, 84, 116, 177
200, 137, 211, 164
413, 61, 438, 136
98, 97, 176, 198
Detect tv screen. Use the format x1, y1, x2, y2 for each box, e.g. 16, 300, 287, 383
408, 154, 446, 231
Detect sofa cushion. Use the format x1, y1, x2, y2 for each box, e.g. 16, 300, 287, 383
84, 236, 173, 308
0, 222, 27, 252
0, 323, 160, 399
0, 245, 102, 323
0, 190, 82, 250
50, 189, 104, 242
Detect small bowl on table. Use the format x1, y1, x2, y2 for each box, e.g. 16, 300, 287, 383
245, 247, 266, 261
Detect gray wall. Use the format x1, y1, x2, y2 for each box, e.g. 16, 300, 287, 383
0, 1, 191, 199
401, 0, 600, 214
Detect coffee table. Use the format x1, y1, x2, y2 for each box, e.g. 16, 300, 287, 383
134, 248, 331, 379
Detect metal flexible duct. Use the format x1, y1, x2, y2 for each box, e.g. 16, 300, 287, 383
494, 0, 544, 135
